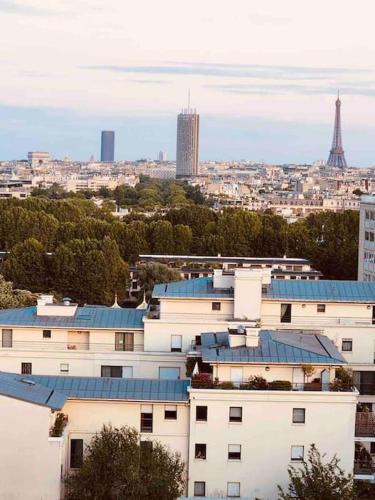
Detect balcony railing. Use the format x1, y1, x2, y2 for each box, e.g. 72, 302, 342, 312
354, 460, 375, 476
1, 341, 144, 352
262, 315, 372, 327
191, 378, 354, 392
355, 384, 375, 396
356, 412, 375, 437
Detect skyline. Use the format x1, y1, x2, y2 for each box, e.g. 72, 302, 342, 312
1, 0, 375, 164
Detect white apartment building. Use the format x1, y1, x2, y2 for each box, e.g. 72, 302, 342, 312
358, 195, 375, 281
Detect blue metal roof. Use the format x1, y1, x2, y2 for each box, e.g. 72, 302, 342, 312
153, 277, 233, 299
0, 306, 145, 329
0, 372, 65, 410
201, 330, 346, 365
263, 280, 375, 302
16, 375, 190, 402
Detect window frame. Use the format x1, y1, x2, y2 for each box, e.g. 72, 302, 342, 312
228, 444, 241, 460
164, 405, 177, 420
60, 363, 69, 373
115, 332, 134, 352
229, 406, 242, 423
21, 362, 32, 375
280, 303, 292, 323
171, 335, 182, 353
140, 405, 153, 433
196, 405, 208, 422
292, 408, 306, 424
70, 439, 84, 469
227, 482, 241, 498
341, 339, 353, 352
212, 301, 221, 311
291, 445, 304, 462
159, 367, 180, 380
317, 304, 326, 313
194, 481, 206, 497
43, 329, 52, 339
101, 365, 123, 378
2, 328, 12, 348
194, 443, 207, 460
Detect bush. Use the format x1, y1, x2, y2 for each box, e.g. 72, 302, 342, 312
335, 367, 353, 385
268, 380, 292, 391
245, 375, 268, 390
217, 381, 235, 390
50, 412, 68, 437
192, 373, 213, 389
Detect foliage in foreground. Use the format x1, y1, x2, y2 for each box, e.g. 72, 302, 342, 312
278, 444, 355, 500
65, 425, 185, 500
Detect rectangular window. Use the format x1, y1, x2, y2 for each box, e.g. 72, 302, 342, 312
342, 339, 353, 352
70, 439, 83, 469
196, 405, 207, 422
291, 445, 304, 462
281, 303, 292, 323
194, 482, 205, 497
228, 444, 241, 460
212, 302, 221, 311
2, 329, 12, 348
371, 442, 375, 454
292, 408, 305, 424
159, 367, 180, 380
229, 407, 242, 423
227, 482, 240, 497
372, 306, 375, 325
171, 335, 182, 353
317, 304, 326, 313
60, 363, 69, 373
122, 366, 133, 378
101, 365, 123, 378
21, 362, 32, 375
366, 231, 370, 241
141, 405, 153, 433
164, 405, 177, 420
115, 332, 134, 351
195, 443, 207, 460
43, 329, 51, 338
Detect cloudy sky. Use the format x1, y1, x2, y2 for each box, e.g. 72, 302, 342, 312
1, 0, 375, 164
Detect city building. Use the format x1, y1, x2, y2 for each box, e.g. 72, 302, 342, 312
27, 151, 50, 168
176, 109, 199, 178
100, 131, 115, 162
358, 195, 375, 281
158, 150, 167, 162
327, 92, 348, 168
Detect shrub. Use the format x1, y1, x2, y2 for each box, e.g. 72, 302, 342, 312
217, 381, 235, 390
192, 373, 213, 388
245, 375, 268, 390
269, 380, 292, 391
50, 412, 68, 437
335, 367, 353, 385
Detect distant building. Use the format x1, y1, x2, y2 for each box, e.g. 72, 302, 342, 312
358, 195, 375, 281
327, 92, 348, 168
27, 151, 50, 168
158, 151, 167, 162
176, 109, 199, 178
100, 131, 115, 162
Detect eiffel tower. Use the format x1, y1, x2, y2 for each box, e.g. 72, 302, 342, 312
327, 91, 347, 168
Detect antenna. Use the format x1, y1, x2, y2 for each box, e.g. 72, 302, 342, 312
188, 89, 191, 113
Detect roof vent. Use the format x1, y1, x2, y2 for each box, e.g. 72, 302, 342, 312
237, 325, 246, 334
20, 378, 36, 386
63, 297, 72, 306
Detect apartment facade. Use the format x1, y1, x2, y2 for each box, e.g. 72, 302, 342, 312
358, 195, 375, 281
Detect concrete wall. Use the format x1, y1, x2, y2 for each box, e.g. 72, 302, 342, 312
0, 395, 62, 500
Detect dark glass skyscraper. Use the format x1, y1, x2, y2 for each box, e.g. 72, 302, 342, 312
176, 109, 199, 178
101, 131, 115, 162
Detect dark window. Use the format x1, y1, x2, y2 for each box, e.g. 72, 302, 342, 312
212, 302, 221, 311
43, 330, 51, 338
281, 303, 292, 323
21, 362, 32, 375
164, 405, 177, 420
101, 365, 123, 377
293, 408, 305, 423
372, 306, 375, 325
195, 335, 202, 346
131, 281, 138, 290
229, 407, 242, 423
317, 304, 326, 313
342, 339, 353, 352
141, 406, 153, 433
2, 329, 12, 348
194, 481, 206, 497
228, 444, 241, 460
195, 443, 207, 460
115, 332, 134, 351
196, 406, 208, 422
371, 442, 375, 454
70, 439, 83, 468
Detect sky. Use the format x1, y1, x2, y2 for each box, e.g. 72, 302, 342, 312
0, 0, 375, 165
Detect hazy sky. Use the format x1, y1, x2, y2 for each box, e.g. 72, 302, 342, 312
1, 0, 375, 164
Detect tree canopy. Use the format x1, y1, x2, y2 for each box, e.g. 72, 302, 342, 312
65, 425, 185, 500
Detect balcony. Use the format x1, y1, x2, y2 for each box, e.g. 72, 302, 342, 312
356, 412, 375, 437
1, 340, 144, 352
354, 460, 375, 476
262, 315, 372, 327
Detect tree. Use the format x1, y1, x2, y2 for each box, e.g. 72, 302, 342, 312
0, 274, 35, 309
137, 263, 181, 298
65, 425, 185, 500
278, 444, 355, 500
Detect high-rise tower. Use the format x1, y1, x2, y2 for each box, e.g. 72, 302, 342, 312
101, 131, 115, 162
327, 92, 347, 168
176, 101, 199, 178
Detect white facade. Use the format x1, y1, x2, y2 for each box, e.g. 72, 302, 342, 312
358, 195, 375, 281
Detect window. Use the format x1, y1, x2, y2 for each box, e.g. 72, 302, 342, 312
194, 481, 205, 497
171, 335, 182, 353
141, 405, 153, 433
196, 405, 207, 422
101, 365, 122, 378
164, 405, 177, 420
115, 332, 134, 351
293, 408, 306, 424
70, 439, 83, 468
60, 363, 69, 373
291, 445, 304, 462
371, 442, 375, 455
43, 329, 51, 338
281, 303, 292, 323
228, 444, 241, 460
317, 304, 326, 313
2, 329, 12, 348
122, 366, 133, 378
342, 339, 353, 352
227, 482, 240, 497
229, 407, 242, 423
212, 302, 221, 311
195, 443, 207, 460
21, 362, 32, 375
159, 367, 180, 380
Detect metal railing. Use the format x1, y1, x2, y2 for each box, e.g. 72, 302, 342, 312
356, 413, 375, 437
191, 379, 354, 392
1, 341, 144, 352
354, 460, 375, 475
262, 315, 373, 327
355, 384, 375, 396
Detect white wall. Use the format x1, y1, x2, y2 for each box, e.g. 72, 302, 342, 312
0, 395, 62, 500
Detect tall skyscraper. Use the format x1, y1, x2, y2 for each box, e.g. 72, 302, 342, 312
158, 150, 167, 162
101, 131, 115, 162
176, 107, 199, 178
327, 92, 347, 168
